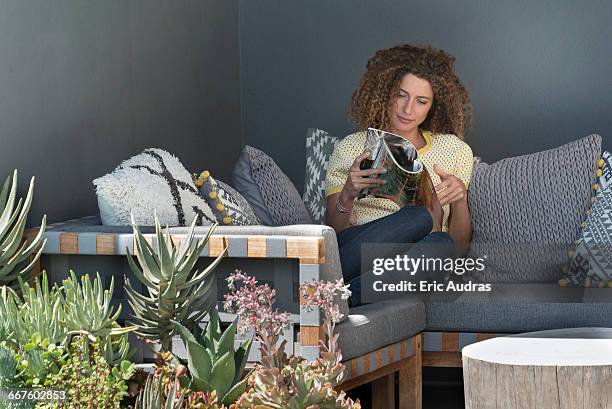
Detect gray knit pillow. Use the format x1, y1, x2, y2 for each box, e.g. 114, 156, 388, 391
468, 134, 601, 282
231, 146, 312, 226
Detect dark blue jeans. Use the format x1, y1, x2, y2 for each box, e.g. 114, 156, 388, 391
336, 206, 454, 306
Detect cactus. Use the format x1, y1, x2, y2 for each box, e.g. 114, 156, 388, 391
171, 310, 252, 406
125, 215, 224, 352
135, 373, 184, 409
0, 170, 46, 288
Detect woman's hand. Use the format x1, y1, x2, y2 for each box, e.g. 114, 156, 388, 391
340, 151, 387, 201
433, 164, 467, 206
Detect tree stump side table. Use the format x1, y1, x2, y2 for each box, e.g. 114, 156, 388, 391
462, 328, 612, 409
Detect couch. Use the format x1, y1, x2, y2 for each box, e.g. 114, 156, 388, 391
26, 133, 612, 409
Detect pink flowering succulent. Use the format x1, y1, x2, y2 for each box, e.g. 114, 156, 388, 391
224, 271, 360, 409
223, 271, 291, 369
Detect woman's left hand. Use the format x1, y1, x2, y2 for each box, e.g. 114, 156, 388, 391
433, 164, 467, 206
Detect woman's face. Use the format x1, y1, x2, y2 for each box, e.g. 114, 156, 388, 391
387, 73, 434, 136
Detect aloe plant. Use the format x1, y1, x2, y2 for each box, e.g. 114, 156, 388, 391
61, 271, 137, 365
171, 310, 252, 406
0, 170, 46, 288
125, 216, 224, 352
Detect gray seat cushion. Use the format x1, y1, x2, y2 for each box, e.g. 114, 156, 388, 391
337, 297, 425, 361
424, 283, 612, 333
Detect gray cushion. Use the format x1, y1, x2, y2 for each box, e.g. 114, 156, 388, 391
231, 146, 312, 226
423, 283, 612, 333
303, 129, 340, 224
468, 134, 602, 282
337, 297, 425, 361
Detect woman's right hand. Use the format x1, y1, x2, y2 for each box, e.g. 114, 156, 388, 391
341, 151, 387, 200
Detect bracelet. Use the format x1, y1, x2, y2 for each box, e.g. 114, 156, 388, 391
335, 196, 354, 213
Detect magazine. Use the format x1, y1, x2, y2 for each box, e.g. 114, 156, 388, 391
359, 127, 435, 209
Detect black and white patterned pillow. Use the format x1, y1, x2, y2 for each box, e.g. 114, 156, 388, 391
303, 128, 340, 224
561, 151, 612, 287
195, 171, 261, 226
94, 148, 216, 226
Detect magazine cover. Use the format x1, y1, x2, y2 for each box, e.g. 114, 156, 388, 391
360, 128, 435, 209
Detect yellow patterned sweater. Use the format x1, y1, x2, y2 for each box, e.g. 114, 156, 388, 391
325, 130, 474, 231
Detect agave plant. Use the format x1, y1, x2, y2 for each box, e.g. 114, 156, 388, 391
171, 310, 252, 406
125, 215, 224, 352
136, 373, 184, 409
61, 271, 137, 365
0, 170, 47, 288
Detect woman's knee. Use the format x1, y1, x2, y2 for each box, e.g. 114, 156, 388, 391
395, 206, 433, 236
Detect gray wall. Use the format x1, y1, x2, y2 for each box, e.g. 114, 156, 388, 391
0, 0, 242, 225
239, 0, 612, 193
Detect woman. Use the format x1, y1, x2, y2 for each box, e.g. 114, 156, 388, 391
325, 44, 474, 304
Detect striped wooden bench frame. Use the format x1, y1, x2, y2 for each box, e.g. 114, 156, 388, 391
422, 331, 506, 367
26, 224, 425, 408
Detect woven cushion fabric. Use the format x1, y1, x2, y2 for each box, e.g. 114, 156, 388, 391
337, 298, 425, 361
93, 148, 216, 226
195, 171, 261, 226
303, 128, 340, 224
561, 151, 612, 287
231, 146, 312, 226
468, 134, 602, 282
423, 283, 612, 333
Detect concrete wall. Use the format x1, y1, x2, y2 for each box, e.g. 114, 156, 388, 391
239, 0, 612, 193
0, 0, 242, 225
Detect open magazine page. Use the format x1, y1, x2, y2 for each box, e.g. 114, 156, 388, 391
361, 128, 435, 208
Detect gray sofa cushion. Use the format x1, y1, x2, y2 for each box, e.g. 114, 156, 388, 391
337, 297, 425, 361
231, 146, 312, 226
423, 283, 612, 333
468, 134, 602, 282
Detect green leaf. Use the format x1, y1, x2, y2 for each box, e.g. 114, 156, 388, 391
210, 350, 235, 399
217, 318, 236, 357
171, 320, 212, 386
233, 338, 252, 385
221, 376, 249, 405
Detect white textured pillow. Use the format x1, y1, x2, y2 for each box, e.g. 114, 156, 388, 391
93, 148, 216, 226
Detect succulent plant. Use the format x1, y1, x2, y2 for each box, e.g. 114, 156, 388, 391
171, 309, 252, 406
1, 271, 135, 366
36, 337, 135, 409
61, 271, 136, 364
0, 170, 47, 288
0, 345, 17, 387
135, 373, 185, 409
125, 215, 224, 351
13, 274, 65, 348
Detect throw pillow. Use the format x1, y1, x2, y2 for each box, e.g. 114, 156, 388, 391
231, 146, 312, 226
94, 148, 216, 226
194, 171, 262, 226
560, 151, 612, 287
468, 134, 602, 282
303, 128, 340, 224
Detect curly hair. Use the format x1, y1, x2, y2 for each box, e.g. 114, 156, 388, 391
350, 44, 473, 139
